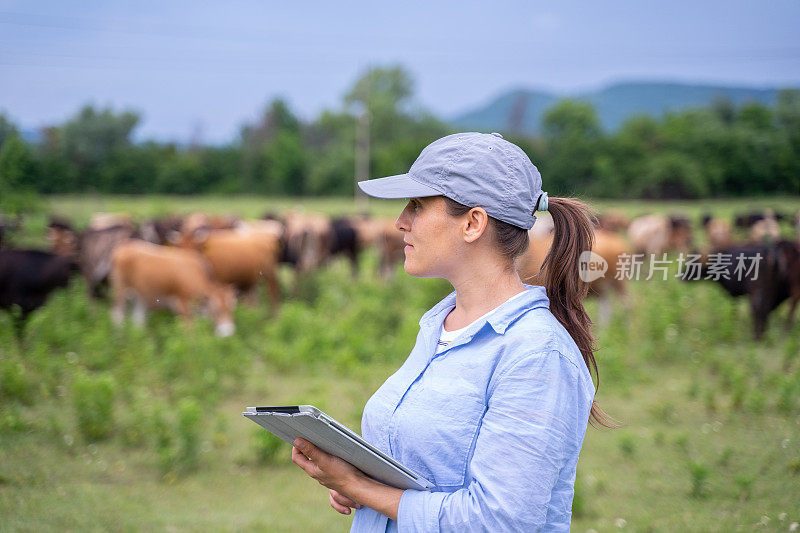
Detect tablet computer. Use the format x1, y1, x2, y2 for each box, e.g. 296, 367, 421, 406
243, 405, 433, 491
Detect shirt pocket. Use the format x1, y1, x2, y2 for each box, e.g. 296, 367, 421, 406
396, 377, 487, 488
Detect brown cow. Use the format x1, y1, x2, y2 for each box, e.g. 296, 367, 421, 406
517, 228, 630, 325
350, 216, 405, 277
596, 210, 630, 233
47, 217, 79, 257
180, 212, 240, 240
628, 214, 692, 256
701, 216, 733, 251
181, 229, 282, 312
110, 240, 236, 337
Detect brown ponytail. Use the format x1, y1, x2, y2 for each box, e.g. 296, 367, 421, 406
543, 197, 617, 429
443, 195, 617, 429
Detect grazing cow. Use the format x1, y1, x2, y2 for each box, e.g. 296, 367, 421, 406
517, 228, 630, 325
734, 209, 790, 229
749, 216, 781, 244
0, 249, 77, 337
682, 240, 800, 340
180, 212, 239, 243
350, 216, 405, 277
596, 210, 630, 233
78, 225, 137, 298
282, 211, 332, 272
47, 217, 79, 257
48, 218, 137, 299
328, 217, 361, 274
701, 215, 733, 251
110, 241, 236, 337
180, 229, 282, 312
140, 215, 184, 246
89, 212, 134, 232
235, 218, 284, 239
628, 214, 692, 256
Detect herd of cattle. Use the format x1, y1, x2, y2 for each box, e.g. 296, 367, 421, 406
0, 211, 402, 338
1, 206, 799, 340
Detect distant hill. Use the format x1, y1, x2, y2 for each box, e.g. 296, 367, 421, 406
450, 81, 792, 135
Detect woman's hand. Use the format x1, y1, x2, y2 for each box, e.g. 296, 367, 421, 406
291, 438, 367, 498
291, 437, 404, 521
329, 489, 362, 515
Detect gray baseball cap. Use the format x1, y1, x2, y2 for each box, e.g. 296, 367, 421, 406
357, 132, 548, 230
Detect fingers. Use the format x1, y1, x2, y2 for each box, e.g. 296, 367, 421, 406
292, 438, 318, 461
329, 491, 352, 515
330, 489, 362, 510
291, 444, 315, 474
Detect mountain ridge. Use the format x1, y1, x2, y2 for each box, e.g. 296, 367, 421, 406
450, 81, 793, 135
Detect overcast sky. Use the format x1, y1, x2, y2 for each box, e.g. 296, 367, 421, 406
2, 0, 799, 143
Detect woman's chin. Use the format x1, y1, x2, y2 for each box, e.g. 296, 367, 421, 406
403, 260, 422, 277
403, 261, 434, 278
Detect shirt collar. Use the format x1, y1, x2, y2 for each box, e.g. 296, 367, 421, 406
419, 284, 550, 334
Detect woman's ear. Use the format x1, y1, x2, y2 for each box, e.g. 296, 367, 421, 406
463, 207, 489, 243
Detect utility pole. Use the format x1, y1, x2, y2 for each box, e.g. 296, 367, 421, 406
354, 67, 371, 210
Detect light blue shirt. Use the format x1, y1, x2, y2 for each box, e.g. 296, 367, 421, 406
349, 284, 596, 532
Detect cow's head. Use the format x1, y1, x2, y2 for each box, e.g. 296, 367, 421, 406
47, 217, 78, 257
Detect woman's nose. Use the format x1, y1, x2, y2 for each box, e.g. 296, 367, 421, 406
395, 208, 410, 232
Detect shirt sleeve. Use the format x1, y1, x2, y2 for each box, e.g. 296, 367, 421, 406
396, 349, 581, 532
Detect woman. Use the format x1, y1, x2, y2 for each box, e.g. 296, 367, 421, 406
291, 132, 613, 531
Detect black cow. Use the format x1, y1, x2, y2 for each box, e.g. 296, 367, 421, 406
329, 217, 360, 275
734, 211, 791, 229
683, 241, 800, 339
0, 249, 77, 338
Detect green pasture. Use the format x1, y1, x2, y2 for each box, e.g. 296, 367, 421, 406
40, 193, 800, 223
1, 196, 800, 531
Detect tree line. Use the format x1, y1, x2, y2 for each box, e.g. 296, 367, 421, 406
1, 66, 799, 214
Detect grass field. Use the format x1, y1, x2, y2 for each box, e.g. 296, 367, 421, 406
2, 195, 800, 532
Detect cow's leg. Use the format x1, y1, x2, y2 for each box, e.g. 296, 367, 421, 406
132, 298, 147, 327
242, 285, 259, 306
749, 294, 766, 341
264, 269, 281, 315
110, 279, 127, 326
174, 297, 194, 329
348, 247, 360, 278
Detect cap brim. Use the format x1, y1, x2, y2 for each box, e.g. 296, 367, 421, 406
357, 174, 442, 199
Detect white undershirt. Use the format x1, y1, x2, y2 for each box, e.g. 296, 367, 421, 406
436, 290, 528, 354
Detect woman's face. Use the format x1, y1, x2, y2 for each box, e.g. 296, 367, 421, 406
394, 196, 464, 278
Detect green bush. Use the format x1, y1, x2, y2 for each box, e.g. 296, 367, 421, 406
176, 398, 202, 472
688, 461, 710, 499
253, 428, 286, 465
72, 373, 116, 442
0, 359, 34, 405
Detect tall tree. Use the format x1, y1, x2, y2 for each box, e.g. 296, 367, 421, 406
541, 100, 601, 195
